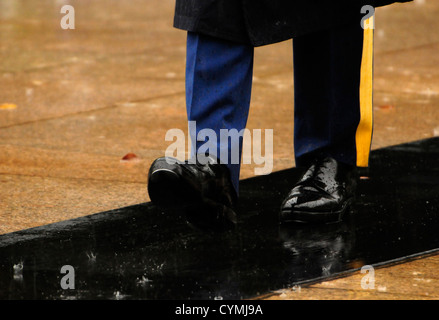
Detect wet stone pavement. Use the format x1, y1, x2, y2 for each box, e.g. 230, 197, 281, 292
0, 137, 438, 300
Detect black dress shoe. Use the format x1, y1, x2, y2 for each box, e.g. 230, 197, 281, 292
280, 157, 357, 224
147, 156, 237, 230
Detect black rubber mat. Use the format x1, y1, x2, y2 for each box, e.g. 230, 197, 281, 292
1, 137, 438, 300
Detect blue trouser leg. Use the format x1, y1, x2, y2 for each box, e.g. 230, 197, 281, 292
185, 32, 254, 193
293, 22, 365, 168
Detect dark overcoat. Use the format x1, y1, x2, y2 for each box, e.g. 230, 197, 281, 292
174, 0, 412, 46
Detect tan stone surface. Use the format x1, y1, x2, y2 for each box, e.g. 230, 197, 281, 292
261, 254, 439, 300
0, 174, 147, 235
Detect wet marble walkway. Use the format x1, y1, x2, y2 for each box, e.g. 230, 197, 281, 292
1, 137, 438, 299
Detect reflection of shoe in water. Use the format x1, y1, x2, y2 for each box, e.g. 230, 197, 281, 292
279, 222, 350, 253
147, 156, 237, 230
280, 157, 357, 224
279, 221, 354, 278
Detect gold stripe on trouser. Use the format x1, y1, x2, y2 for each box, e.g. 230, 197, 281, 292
356, 16, 374, 167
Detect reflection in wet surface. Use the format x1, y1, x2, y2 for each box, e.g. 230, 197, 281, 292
0, 138, 438, 299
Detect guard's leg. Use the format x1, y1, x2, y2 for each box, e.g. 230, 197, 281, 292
148, 32, 254, 229
186, 32, 254, 193
281, 18, 374, 223
292, 19, 373, 168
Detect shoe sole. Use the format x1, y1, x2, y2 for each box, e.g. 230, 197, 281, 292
280, 198, 353, 224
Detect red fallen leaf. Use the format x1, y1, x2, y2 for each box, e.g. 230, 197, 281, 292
121, 153, 138, 161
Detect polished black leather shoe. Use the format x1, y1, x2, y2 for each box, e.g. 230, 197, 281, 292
147, 156, 237, 230
280, 157, 357, 224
